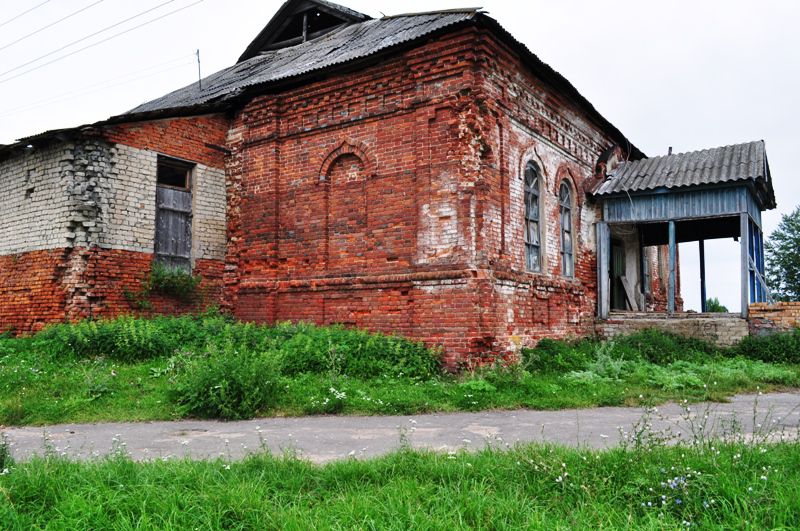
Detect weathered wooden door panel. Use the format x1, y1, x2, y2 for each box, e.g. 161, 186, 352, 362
155, 186, 192, 270
611, 240, 627, 310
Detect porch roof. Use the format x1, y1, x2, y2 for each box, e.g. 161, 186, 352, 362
594, 140, 775, 210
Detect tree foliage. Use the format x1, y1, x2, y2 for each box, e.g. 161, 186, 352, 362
766, 205, 800, 301
705, 297, 729, 313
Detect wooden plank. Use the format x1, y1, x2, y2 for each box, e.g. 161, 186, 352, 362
620, 275, 638, 311
155, 186, 193, 270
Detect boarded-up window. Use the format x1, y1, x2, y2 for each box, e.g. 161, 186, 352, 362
155, 155, 193, 270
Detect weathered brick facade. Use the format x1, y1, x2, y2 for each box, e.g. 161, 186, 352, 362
221, 27, 671, 367
0, 2, 678, 368
0, 117, 228, 333
749, 302, 800, 335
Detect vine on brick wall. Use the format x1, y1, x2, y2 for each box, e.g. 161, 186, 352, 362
123, 262, 203, 310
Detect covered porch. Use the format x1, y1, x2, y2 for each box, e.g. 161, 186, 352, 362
593, 141, 776, 320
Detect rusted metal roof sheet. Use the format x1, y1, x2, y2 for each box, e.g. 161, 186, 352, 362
596, 140, 768, 196
125, 11, 478, 116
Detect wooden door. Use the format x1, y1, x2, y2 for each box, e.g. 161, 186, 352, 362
611, 240, 627, 310
154, 186, 192, 270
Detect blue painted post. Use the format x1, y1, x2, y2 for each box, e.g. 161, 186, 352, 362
740, 213, 749, 318
699, 239, 707, 312
668, 220, 676, 314
596, 222, 610, 319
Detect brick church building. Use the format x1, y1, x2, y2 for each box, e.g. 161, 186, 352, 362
4, 0, 775, 367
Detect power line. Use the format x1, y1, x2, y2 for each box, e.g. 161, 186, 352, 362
0, 0, 52, 30
0, 0, 106, 54
0, 0, 206, 86
0, 0, 180, 80
0, 57, 196, 118
0, 54, 195, 117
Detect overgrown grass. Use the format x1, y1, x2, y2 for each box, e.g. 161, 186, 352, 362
1, 441, 798, 528
0, 314, 798, 424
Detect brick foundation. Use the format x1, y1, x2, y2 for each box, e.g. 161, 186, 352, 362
596, 313, 749, 348
0, 247, 223, 334
749, 302, 800, 335
0, 249, 69, 333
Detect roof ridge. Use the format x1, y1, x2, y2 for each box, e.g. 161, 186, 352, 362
380, 8, 482, 19
615, 139, 764, 167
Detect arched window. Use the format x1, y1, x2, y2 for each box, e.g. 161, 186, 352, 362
524, 161, 541, 272
559, 181, 574, 277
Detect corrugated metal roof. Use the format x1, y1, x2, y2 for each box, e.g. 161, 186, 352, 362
5, 3, 644, 163
124, 11, 478, 116
595, 140, 768, 196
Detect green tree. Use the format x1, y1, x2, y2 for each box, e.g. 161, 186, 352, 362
705, 297, 728, 312
766, 205, 800, 301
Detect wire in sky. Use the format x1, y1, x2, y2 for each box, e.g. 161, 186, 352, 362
0, 0, 106, 54
0, 0, 180, 80
0, 0, 205, 86
0, 55, 196, 118
0, 0, 52, 30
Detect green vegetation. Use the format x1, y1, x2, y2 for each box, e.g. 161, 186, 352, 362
766, 204, 800, 301
1, 440, 798, 528
0, 313, 798, 425
123, 262, 203, 309
705, 297, 729, 313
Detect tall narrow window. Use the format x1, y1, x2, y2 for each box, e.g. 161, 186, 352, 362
559, 181, 574, 277
155, 155, 194, 271
524, 161, 541, 271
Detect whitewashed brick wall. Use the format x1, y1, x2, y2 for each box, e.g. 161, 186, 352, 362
0, 140, 227, 262
0, 144, 72, 254
192, 164, 226, 260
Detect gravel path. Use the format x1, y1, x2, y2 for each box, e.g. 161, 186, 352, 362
4, 392, 799, 463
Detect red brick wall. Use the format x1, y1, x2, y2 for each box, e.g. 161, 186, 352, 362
102, 114, 229, 167
0, 249, 69, 333
224, 29, 491, 364
223, 27, 660, 367
1, 114, 229, 333
77, 248, 223, 319
0, 247, 223, 334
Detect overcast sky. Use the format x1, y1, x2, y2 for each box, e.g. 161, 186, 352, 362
1, 0, 797, 312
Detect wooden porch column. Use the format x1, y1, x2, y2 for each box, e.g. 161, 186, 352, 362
597, 222, 610, 319
740, 213, 749, 318
699, 239, 707, 312
668, 220, 676, 314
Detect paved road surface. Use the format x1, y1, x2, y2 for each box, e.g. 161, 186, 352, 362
4, 392, 799, 463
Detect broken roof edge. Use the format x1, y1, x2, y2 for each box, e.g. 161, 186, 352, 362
237, 0, 371, 63
0, 108, 228, 161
